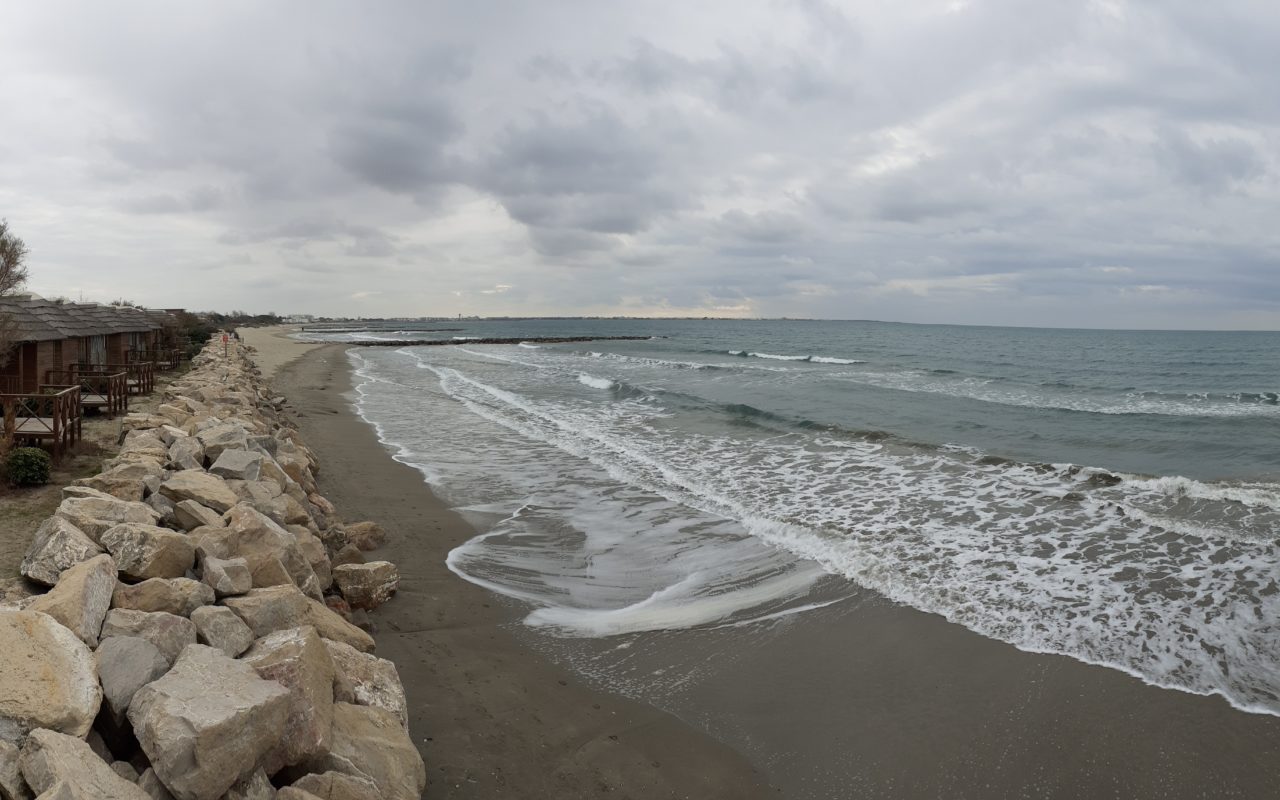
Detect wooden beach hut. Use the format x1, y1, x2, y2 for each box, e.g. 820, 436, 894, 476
0, 295, 84, 460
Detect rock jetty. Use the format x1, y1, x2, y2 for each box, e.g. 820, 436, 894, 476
1, 337, 423, 800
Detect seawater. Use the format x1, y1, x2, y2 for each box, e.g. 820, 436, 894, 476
306, 320, 1280, 714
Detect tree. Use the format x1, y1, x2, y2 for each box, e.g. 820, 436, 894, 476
0, 220, 30, 370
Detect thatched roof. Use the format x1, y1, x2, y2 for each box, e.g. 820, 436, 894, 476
0, 295, 173, 342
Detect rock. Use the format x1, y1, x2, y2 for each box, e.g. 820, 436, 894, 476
157, 404, 192, 427
330, 546, 363, 569
220, 586, 309, 639
101, 525, 195, 582
25, 555, 116, 647
99, 610, 197, 666
322, 595, 351, 621
199, 556, 251, 598
0, 612, 101, 743
109, 762, 139, 783
166, 438, 204, 472
157, 424, 189, 445
145, 493, 176, 522
323, 639, 407, 729
112, 579, 214, 617
71, 461, 163, 503
95, 636, 169, 725
128, 645, 289, 800
275, 789, 321, 800
188, 527, 239, 563
342, 522, 384, 552
290, 772, 379, 800
159, 472, 239, 515
222, 506, 320, 598
18, 729, 149, 799
19, 518, 105, 587
218, 769, 273, 800
0, 739, 32, 800
189, 607, 253, 658
304, 704, 424, 800
136, 768, 175, 800
242, 627, 336, 773
304, 597, 375, 653
54, 495, 160, 543
331, 563, 398, 611
292, 530, 331, 592
172, 501, 223, 533
209, 450, 263, 483
195, 424, 249, 463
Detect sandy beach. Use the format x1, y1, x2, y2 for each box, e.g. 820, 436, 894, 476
241, 326, 1280, 799
239, 327, 772, 799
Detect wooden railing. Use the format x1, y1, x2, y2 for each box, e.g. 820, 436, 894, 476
75, 361, 154, 395
1, 385, 81, 462
45, 369, 128, 417
127, 348, 182, 370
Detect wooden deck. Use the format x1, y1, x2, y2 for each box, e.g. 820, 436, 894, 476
78, 361, 155, 395
1, 386, 82, 462
45, 369, 128, 417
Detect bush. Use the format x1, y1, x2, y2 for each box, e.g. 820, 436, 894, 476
6, 446, 51, 486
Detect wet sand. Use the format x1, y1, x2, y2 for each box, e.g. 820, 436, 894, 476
268, 340, 772, 799
262, 331, 1280, 799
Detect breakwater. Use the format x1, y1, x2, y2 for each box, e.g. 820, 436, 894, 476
0, 336, 423, 799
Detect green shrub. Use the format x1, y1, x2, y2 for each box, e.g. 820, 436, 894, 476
6, 447, 51, 486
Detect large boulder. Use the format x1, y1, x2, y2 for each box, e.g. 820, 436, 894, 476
241, 627, 336, 773
323, 639, 407, 729
221, 586, 309, 638
304, 704, 424, 800
189, 606, 253, 658
222, 506, 320, 598
111, 579, 214, 617
136, 768, 175, 800
331, 563, 398, 611
128, 645, 290, 800
18, 729, 149, 800
209, 450, 263, 483
303, 599, 375, 654
25, 555, 116, 647
71, 461, 163, 503
54, 495, 160, 543
171, 501, 223, 533
19, 518, 105, 587
198, 556, 251, 598
0, 738, 31, 800
341, 522, 385, 552
166, 438, 204, 472
0, 612, 101, 743
99, 610, 197, 666
195, 424, 249, 463
291, 771, 380, 800
218, 769, 273, 800
100, 525, 195, 582
158, 472, 238, 515
276, 789, 321, 800
95, 636, 169, 726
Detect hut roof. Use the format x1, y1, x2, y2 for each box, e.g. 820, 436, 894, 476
0, 296, 166, 341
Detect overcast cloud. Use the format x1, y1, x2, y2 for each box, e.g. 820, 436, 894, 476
0, 1, 1277, 328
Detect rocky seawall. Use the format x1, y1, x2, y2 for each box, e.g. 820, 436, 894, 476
0, 338, 425, 799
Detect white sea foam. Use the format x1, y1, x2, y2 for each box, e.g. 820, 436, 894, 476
577, 373, 615, 390
809, 356, 865, 364
518, 342, 540, 349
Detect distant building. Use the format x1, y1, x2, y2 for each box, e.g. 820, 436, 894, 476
283, 314, 314, 324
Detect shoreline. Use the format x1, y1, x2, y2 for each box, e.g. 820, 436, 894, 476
266, 337, 773, 798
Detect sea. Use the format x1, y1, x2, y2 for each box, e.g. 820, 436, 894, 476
301, 319, 1280, 718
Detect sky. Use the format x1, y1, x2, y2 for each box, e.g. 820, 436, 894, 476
0, 1, 1277, 329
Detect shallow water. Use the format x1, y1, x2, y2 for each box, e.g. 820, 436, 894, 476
314, 319, 1280, 715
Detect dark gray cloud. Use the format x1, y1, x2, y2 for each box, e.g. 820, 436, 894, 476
0, 1, 1276, 327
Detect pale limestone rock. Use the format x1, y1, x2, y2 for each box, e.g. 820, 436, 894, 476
172, 501, 223, 533
18, 730, 148, 800
331, 562, 398, 611
290, 772, 380, 800
189, 606, 253, 658
274, 789, 320, 800
0, 738, 32, 800
166, 438, 204, 472
72, 461, 163, 503
111, 579, 214, 617
0, 612, 101, 743
217, 769, 273, 800
209, 450, 263, 482
109, 762, 138, 783
159, 472, 239, 515
220, 586, 308, 638
199, 556, 251, 598
303, 598, 375, 654
99, 610, 197, 666
136, 769, 175, 800
95, 636, 169, 725
53, 495, 160, 545
330, 545, 364, 569
291, 529, 331, 592
242, 627, 336, 773
304, 704, 424, 800
25, 555, 116, 646
222, 506, 320, 599
341, 522, 384, 552
195, 424, 249, 463
101, 524, 195, 581
128, 645, 289, 800
322, 639, 407, 730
